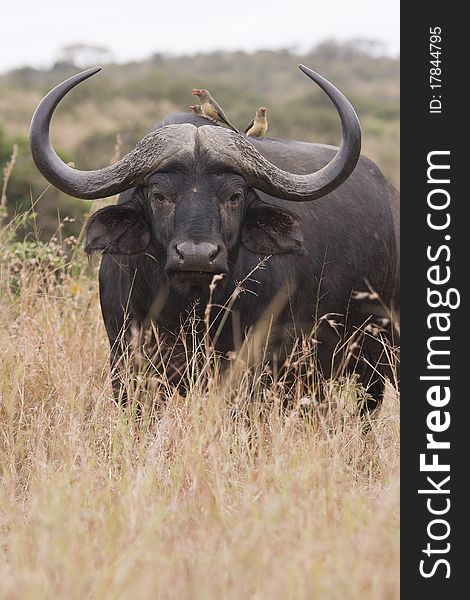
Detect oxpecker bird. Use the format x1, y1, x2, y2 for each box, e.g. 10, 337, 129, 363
245, 107, 268, 137
192, 88, 239, 132
189, 104, 203, 115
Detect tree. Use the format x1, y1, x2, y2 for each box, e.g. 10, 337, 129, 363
56, 44, 114, 68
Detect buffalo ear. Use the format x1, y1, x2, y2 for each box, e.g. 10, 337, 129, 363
85, 205, 151, 255
241, 202, 303, 254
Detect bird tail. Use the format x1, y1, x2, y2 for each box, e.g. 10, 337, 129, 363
221, 118, 239, 133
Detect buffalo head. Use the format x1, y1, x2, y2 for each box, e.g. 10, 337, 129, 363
83, 147, 305, 286
29, 66, 361, 288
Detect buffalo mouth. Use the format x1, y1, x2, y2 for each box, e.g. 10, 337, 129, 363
167, 269, 227, 286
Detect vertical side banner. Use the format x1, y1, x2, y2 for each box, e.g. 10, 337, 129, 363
401, 5, 466, 596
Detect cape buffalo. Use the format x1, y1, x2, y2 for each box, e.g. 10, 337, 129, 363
30, 65, 399, 408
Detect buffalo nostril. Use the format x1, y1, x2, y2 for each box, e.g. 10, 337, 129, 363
175, 243, 185, 261
208, 245, 219, 262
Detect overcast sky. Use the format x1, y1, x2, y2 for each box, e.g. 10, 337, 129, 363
1, 0, 399, 74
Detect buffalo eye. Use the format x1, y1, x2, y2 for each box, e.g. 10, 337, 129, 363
228, 192, 242, 204
149, 188, 166, 203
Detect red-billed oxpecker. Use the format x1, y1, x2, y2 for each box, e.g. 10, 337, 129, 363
191, 88, 239, 132
245, 107, 268, 137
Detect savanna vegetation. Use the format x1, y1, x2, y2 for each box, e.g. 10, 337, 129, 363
0, 41, 399, 599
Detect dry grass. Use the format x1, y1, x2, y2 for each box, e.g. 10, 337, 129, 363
0, 214, 399, 599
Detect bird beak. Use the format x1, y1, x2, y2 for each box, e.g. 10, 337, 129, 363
192, 89, 200, 96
